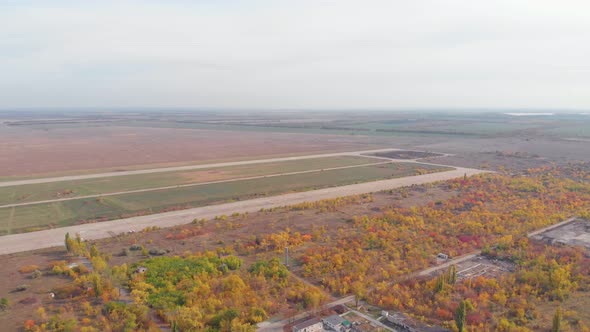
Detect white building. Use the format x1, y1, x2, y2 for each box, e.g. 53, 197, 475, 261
293, 317, 323, 332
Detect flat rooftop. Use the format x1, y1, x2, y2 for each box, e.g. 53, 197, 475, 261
531, 218, 590, 249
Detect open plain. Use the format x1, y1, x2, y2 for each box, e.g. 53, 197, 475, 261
0, 125, 393, 179
0, 155, 379, 203
2, 110, 590, 332
3, 1, 590, 330
0, 146, 452, 235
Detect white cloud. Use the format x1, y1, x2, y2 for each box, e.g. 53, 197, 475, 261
1, 0, 589, 109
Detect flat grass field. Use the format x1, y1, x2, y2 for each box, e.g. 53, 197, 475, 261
0, 162, 451, 235
0, 156, 377, 206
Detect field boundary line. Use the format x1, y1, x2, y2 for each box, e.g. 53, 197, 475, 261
0, 148, 403, 187
0, 161, 401, 209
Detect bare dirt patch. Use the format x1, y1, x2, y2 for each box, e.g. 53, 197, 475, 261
179, 169, 231, 183
371, 150, 443, 159
0, 248, 73, 332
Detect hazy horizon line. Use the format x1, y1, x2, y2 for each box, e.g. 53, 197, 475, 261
1, 107, 588, 113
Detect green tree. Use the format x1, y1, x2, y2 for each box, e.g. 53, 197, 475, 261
65, 232, 85, 255
248, 307, 268, 324
0, 297, 10, 311
435, 274, 446, 293
47, 316, 78, 331
90, 273, 103, 297
90, 245, 99, 258
551, 307, 562, 332
31, 269, 42, 279
211, 308, 239, 329
303, 290, 322, 310
65, 232, 72, 252
223, 256, 243, 270
455, 299, 472, 332
448, 264, 457, 284
351, 281, 366, 307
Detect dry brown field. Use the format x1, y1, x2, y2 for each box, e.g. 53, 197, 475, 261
0, 126, 388, 178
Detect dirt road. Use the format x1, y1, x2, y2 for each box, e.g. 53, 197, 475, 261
0, 166, 486, 255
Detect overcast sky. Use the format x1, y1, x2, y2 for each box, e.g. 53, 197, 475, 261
1, 0, 589, 110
